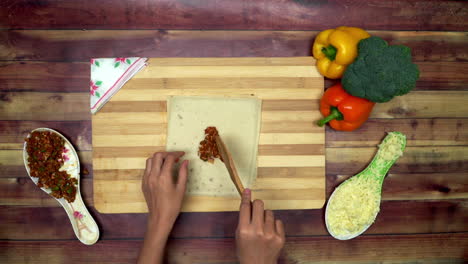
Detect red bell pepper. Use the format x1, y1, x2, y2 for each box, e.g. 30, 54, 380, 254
317, 83, 375, 131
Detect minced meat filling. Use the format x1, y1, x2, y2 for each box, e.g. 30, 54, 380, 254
25, 131, 77, 203
198, 127, 224, 163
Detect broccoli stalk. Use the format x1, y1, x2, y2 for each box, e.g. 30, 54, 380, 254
342, 36, 420, 103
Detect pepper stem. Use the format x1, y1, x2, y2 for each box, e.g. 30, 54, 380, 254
321, 45, 337, 61
317, 107, 343, 127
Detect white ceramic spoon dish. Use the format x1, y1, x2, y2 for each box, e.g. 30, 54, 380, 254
23, 128, 99, 245
325, 132, 406, 240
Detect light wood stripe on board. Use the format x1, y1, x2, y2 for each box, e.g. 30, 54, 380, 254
259, 133, 324, 144
99, 99, 320, 113
257, 155, 325, 167
93, 167, 325, 181
92, 111, 320, 128
146, 57, 316, 66
92, 133, 324, 147
91, 144, 324, 159
93, 155, 325, 170
253, 177, 324, 189
92, 135, 166, 147
111, 88, 322, 101
134, 66, 321, 78
124, 77, 321, 90
91, 121, 321, 135
92, 112, 166, 124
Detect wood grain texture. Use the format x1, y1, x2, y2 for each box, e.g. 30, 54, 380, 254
92, 57, 326, 212
1, 0, 466, 31
1, 30, 467, 62
2, 119, 466, 152
0, 150, 92, 179
0, 3, 467, 261
1, 233, 467, 263
0, 121, 92, 150
0, 178, 93, 207
326, 119, 468, 147
3, 142, 467, 179
2, 200, 467, 240
2, 91, 467, 121
2, 61, 467, 92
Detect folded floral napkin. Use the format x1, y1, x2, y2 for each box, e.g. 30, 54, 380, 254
90, 57, 148, 114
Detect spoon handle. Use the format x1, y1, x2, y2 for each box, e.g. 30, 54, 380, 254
58, 192, 99, 245
359, 132, 407, 183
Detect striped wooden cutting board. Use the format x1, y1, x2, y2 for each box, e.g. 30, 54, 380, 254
92, 57, 325, 213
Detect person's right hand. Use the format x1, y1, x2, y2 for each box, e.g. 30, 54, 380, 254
235, 189, 285, 264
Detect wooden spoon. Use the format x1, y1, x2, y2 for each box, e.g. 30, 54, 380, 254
23, 128, 99, 245
215, 135, 245, 196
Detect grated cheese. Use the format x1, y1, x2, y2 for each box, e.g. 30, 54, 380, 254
326, 177, 381, 236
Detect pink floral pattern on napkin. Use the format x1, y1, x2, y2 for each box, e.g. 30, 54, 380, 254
90, 80, 102, 97
114, 57, 132, 68
90, 57, 148, 114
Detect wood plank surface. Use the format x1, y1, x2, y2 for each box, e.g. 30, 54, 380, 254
1, 30, 467, 62
92, 57, 326, 212
2, 119, 467, 152
1, 1, 467, 262
1, 233, 467, 263
2, 61, 468, 92
2, 91, 467, 121
3, 145, 467, 179
1, 0, 466, 31
2, 200, 467, 240
2, 147, 467, 202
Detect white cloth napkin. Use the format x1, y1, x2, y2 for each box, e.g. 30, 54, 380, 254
90, 57, 148, 114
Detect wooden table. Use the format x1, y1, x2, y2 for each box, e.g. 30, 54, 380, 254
1, 1, 467, 263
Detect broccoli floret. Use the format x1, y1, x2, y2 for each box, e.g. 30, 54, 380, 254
342, 36, 420, 103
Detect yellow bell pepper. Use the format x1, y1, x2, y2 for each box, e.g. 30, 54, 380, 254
312, 26, 370, 79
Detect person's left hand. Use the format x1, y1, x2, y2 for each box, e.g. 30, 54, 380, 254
142, 151, 189, 229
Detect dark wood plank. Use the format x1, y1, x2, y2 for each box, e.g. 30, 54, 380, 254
0, 92, 89, 121
1, 30, 466, 62
327, 173, 468, 200
1, 0, 466, 31
0, 178, 93, 207
326, 146, 468, 175
0, 150, 92, 179
1, 200, 467, 240
0, 121, 92, 150
0, 61, 88, 92
2, 61, 467, 92
326, 119, 468, 147
1, 233, 467, 263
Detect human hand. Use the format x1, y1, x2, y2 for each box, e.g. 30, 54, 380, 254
142, 151, 189, 229
235, 189, 286, 264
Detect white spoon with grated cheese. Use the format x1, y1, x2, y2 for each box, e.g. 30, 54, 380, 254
325, 132, 406, 240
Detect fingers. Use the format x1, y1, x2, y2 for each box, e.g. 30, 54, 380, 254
151, 152, 166, 176
252, 199, 265, 228
150, 151, 185, 178
161, 151, 185, 177
264, 210, 275, 234
239, 188, 252, 226
177, 160, 189, 189
275, 219, 285, 239
143, 157, 152, 186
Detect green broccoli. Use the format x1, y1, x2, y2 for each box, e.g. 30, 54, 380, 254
342, 36, 420, 103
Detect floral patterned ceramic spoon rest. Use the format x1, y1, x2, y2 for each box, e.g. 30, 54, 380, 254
23, 128, 99, 245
